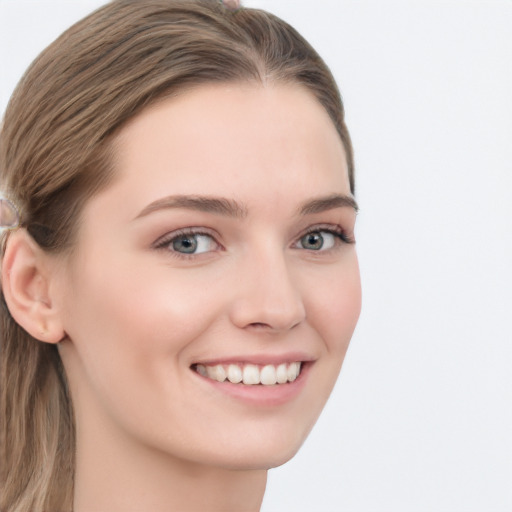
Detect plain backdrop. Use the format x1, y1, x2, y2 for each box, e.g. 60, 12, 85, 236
1, 1, 511, 511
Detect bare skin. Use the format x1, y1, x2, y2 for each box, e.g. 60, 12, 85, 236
4, 83, 360, 511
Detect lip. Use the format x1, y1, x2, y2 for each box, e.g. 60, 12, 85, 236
191, 358, 314, 407
192, 351, 316, 367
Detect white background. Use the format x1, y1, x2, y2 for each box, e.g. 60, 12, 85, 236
1, 1, 511, 511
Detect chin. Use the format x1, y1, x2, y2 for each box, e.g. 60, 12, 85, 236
211, 445, 304, 472
192, 422, 314, 472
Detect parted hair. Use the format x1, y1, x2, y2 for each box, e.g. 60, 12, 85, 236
0, 1, 354, 510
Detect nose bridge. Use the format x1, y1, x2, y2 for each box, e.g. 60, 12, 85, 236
229, 239, 306, 332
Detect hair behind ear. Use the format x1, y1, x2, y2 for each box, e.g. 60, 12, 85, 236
0, 303, 75, 512
0, 230, 74, 512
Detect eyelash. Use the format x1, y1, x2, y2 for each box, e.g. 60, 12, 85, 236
298, 224, 355, 247
153, 228, 220, 258
153, 224, 354, 260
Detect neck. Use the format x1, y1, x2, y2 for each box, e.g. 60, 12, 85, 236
73, 420, 267, 512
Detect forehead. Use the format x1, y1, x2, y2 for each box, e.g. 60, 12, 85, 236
92, 82, 351, 221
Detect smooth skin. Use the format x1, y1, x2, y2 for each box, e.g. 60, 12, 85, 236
3, 83, 361, 511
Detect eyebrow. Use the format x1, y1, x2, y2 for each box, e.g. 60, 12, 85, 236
134, 195, 248, 219
298, 194, 359, 215
135, 192, 358, 220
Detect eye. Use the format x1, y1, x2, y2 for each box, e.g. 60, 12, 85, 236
154, 229, 220, 256
298, 231, 336, 251
295, 226, 354, 252
172, 233, 217, 254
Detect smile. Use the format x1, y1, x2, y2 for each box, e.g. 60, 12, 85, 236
193, 362, 302, 386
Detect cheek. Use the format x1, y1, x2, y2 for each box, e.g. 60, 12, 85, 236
61, 249, 236, 403
65, 260, 222, 357
60, 253, 228, 428
305, 255, 361, 354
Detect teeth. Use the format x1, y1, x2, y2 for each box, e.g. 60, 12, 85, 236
227, 364, 243, 384
196, 364, 207, 377
243, 364, 260, 385
195, 362, 302, 386
206, 364, 226, 382
287, 362, 300, 382
260, 365, 277, 385
276, 363, 288, 384
216, 364, 227, 382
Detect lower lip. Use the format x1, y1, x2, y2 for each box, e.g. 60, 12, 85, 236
193, 363, 311, 407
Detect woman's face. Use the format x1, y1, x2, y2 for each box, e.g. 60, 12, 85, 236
56, 83, 361, 470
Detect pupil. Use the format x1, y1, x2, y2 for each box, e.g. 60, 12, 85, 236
303, 232, 323, 250
173, 235, 197, 253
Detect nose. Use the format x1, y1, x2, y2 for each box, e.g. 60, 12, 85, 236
228, 248, 306, 332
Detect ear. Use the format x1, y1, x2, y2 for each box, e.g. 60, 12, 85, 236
2, 229, 65, 344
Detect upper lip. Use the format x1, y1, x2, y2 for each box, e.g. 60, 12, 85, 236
191, 352, 316, 367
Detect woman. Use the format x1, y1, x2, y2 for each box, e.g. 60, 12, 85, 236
0, 1, 361, 510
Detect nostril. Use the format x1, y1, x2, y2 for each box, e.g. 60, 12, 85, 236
247, 322, 269, 329
245, 318, 303, 332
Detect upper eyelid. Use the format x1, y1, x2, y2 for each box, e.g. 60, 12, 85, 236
295, 224, 355, 246
298, 223, 343, 232
152, 227, 220, 248
295, 223, 347, 238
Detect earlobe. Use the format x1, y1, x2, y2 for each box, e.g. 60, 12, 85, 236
2, 229, 65, 344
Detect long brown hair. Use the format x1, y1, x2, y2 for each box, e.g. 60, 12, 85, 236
0, 1, 354, 510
